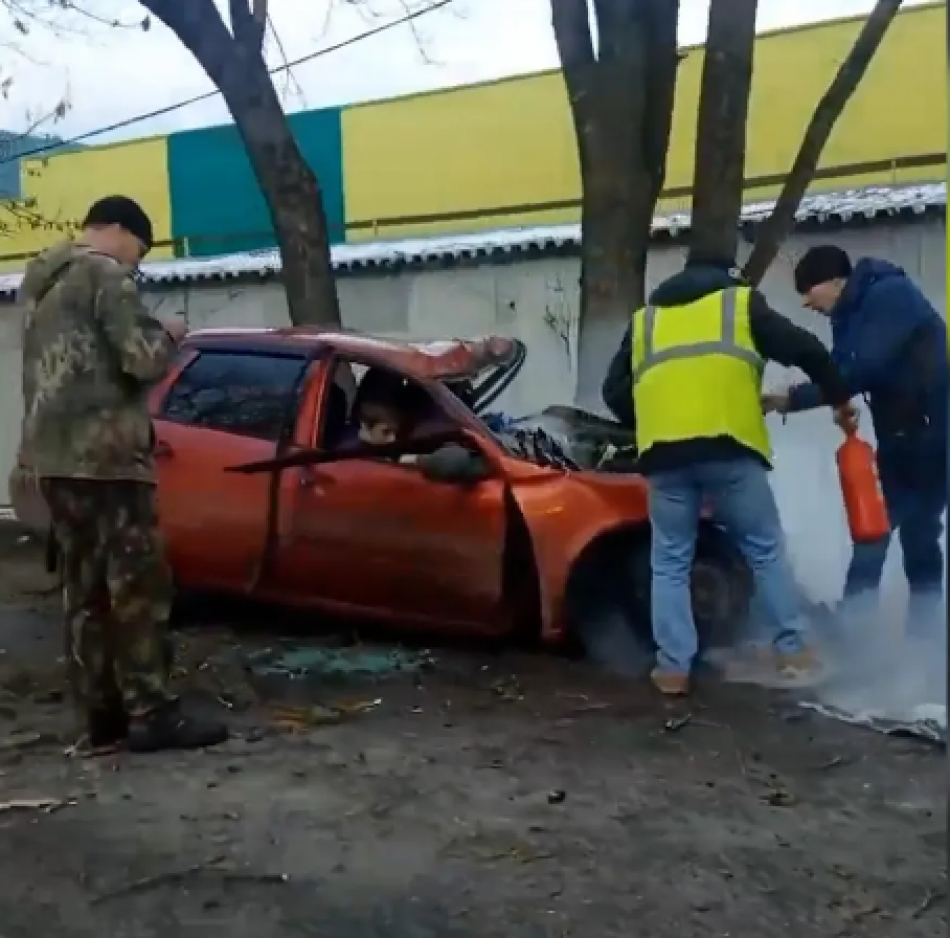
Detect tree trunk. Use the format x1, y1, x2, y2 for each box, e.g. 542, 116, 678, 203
688, 0, 759, 263
551, 0, 680, 405
211, 50, 342, 326
742, 0, 904, 285
138, 0, 341, 326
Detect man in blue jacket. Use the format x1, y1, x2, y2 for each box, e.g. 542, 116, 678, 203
766, 246, 947, 638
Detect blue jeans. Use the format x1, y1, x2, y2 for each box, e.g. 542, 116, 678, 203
843, 480, 946, 638
648, 459, 808, 675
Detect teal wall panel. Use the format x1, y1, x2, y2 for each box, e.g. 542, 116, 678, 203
167, 107, 345, 257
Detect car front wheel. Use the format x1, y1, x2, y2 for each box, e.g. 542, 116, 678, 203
625, 527, 753, 652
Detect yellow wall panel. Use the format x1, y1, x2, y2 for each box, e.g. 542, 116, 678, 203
342, 71, 580, 241
343, 2, 946, 241
0, 136, 173, 272
665, 2, 946, 196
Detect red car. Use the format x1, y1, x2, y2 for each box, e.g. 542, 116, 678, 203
10, 328, 751, 661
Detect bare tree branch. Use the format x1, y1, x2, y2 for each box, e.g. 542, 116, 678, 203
230, 0, 267, 51
742, 0, 904, 284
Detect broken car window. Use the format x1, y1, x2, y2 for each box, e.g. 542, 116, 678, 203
161, 350, 307, 440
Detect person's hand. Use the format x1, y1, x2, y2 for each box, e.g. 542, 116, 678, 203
833, 401, 860, 434
164, 314, 189, 344
761, 390, 790, 415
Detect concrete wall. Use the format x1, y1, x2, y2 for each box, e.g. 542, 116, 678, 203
142, 215, 948, 415
0, 216, 944, 506
0, 306, 22, 505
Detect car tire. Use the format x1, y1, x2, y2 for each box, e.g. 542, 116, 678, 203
624, 528, 753, 653
563, 533, 655, 678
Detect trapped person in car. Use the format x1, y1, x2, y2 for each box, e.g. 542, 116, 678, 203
349, 368, 416, 451
765, 246, 948, 639
602, 255, 855, 696
18, 195, 229, 754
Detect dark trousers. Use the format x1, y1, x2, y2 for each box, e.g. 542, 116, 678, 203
41, 478, 175, 716
843, 477, 946, 637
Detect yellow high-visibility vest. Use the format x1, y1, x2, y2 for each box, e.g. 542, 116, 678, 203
631, 287, 771, 462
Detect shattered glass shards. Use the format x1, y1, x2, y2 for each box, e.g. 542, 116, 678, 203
246, 644, 436, 683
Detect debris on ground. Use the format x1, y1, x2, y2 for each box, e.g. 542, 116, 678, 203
801, 701, 947, 746
268, 699, 382, 732
90, 856, 290, 905
0, 797, 73, 814
247, 644, 435, 682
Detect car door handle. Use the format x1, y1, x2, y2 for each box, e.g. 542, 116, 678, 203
300, 466, 334, 488
154, 439, 174, 458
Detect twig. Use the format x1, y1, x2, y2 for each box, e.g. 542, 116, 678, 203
817, 755, 847, 771
735, 747, 749, 777
911, 888, 945, 919
663, 713, 693, 733
91, 856, 289, 904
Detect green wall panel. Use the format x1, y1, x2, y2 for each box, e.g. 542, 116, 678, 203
168, 107, 345, 257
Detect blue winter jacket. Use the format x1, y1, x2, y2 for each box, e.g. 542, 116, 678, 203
787, 258, 947, 490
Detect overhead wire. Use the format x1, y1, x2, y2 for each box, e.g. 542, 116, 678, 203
0, 0, 454, 166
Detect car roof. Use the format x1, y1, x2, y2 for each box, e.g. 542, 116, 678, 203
184, 327, 518, 381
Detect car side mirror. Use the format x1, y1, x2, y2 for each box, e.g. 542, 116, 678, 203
418, 443, 491, 485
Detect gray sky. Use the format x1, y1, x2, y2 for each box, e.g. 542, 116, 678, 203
0, 0, 924, 146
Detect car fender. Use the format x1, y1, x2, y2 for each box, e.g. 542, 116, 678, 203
506, 472, 651, 643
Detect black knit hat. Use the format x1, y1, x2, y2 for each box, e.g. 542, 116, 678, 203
81, 195, 154, 250
793, 245, 852, 294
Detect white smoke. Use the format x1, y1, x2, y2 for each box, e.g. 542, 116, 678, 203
767, 405, 947, 734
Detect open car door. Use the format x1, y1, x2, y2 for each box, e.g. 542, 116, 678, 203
241, 362, 514, 636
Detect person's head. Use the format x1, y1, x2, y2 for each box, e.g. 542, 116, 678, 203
80, 195, 154, 267
354, 368, 411, 446
794, 245, 852, 314
357, 399, 404, 446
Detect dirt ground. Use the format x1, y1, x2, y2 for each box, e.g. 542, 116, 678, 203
0, 524, 945, 938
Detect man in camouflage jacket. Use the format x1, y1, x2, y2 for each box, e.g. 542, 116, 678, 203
19, 195, 227, 753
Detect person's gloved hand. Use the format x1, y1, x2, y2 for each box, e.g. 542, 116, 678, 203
761, 390, 790, 414
832, 401, 860, 434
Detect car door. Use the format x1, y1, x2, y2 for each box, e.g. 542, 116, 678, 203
274, 361, 510, 633
152, 347, 309, 594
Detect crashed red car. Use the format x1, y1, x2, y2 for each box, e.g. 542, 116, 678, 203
10, 328, 752, 659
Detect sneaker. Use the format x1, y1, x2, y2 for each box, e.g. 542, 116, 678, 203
651, 669, 690, 696
775, 648, 824, 687
127, 701, 229, 753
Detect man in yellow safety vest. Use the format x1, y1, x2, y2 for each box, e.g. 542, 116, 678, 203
602, 256, 857, 695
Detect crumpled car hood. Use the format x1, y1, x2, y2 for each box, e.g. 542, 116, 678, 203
489, 406, 638, 472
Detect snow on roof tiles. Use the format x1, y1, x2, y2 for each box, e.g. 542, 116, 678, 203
0, 182, 943, 297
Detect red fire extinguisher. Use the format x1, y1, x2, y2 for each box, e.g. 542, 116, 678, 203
836, 429, 890, 544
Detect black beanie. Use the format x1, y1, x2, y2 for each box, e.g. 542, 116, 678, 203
82, 195, 154, 250
793, 245, 852, 294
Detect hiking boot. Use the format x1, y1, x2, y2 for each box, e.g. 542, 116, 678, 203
88, 705, 130, 749
68, 705, 129, 756
127, 700, 229, 754
651, 669, 690, 696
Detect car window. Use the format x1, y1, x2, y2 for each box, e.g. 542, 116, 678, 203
160, 350, 307, 440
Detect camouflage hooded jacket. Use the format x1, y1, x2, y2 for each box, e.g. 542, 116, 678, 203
19, 242, 176, 483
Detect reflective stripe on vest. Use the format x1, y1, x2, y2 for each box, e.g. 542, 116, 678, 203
632, 288, 762, 384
